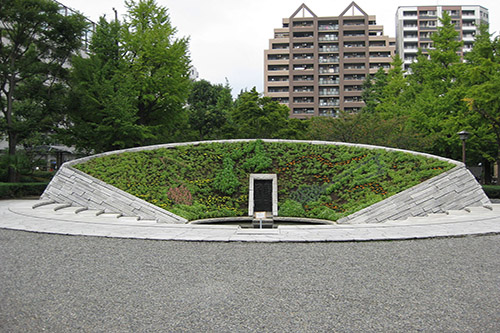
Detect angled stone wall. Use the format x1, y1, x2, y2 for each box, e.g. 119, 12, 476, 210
41, 164, 187, 224
41, 139, 490, 224
337, 165, 490, 224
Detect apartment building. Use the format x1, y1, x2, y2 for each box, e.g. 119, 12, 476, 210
396, 5, 489, 70
53, 0, 96, 52
264, 2, 395, 118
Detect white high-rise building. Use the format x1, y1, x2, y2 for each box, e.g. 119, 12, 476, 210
396, 5, 489, 70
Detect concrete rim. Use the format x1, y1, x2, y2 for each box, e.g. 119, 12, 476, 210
2, 199, 500, 242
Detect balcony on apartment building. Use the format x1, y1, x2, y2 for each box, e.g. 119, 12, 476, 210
293, 97, 314, 105
403, 21, 418, 30
293, 64, 314, 72
319, 88, 339, 96
319, 108, 338, 117
344, 52, 366, 59
293, 75, 314, 82
319, 66, 339, 74
293, 86, 314, 93
319, 55, 339, 63
419, 10, 437, 18
318, 23, 339, 31
319, 98, 340, 106
343, 31, 366, 38
318, 34, 339, 41
319, 45, 339, 53
462, 10, 476, 17
272, 43, 289, 50
293, 108, 315, 114
292, 20, 314, 30
267, 87, 289, 98
293, 42, 314, 50
267, 76, 289, 86
293, 53, 314, 60
319, 77, 340, 85
344, 85, 363, 92
267, 65, 289, 75
403, 31, 419, 41
344, 42, 366, 49
402, 10, 418, 18
419, 21, 437, 29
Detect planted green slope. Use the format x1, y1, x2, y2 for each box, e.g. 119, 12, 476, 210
74, 141, 454, 221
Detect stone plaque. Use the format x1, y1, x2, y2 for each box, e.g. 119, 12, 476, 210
254, 179, 273, 212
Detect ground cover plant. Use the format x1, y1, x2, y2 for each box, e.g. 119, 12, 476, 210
74, 140, 454, 221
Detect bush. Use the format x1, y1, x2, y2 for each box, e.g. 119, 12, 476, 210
0, 182, 48, 199
483, 185, 500, 199
279, 199, 305, 217
213, 156, 240, 195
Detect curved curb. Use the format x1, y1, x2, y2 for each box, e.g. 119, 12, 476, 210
2, 200, 500, 242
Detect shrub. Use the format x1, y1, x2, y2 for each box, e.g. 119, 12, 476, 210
483, 185, 500, 199
213, 156, 240, 195
242, 140, 272, 172
290, 184, 327, 204
0, 182, 48, 199
279, 199, 305, 217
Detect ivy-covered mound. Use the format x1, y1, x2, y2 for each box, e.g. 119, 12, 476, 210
74, 140, 454, 221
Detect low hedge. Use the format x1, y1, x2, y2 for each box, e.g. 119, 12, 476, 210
0, 182, 48, 199
483, 185, 500, 199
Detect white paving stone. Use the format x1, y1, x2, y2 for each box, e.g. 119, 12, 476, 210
2, 199, 500, 242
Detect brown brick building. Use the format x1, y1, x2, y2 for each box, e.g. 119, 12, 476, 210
264, 2, 395, 118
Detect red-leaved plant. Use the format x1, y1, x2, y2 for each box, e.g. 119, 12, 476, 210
167, 185, 192, 205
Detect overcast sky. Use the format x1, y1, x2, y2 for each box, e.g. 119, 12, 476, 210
61, 0, 500, 96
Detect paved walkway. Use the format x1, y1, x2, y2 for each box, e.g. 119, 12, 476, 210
2, 199, 500, 242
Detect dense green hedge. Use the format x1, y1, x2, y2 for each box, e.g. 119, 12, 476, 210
74, 140, 454, 221
483, 185, 500, 199
0, 182, 48, 199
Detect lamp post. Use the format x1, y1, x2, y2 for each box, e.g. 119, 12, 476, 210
457, 130, 470, 165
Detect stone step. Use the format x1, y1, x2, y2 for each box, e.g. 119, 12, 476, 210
97, 212, 123, 219
446, 210, 471, 216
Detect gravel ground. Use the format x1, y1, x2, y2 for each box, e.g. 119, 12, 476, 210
1, 229, 499, 332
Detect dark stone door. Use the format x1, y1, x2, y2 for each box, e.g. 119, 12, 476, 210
254, 180, 273, 212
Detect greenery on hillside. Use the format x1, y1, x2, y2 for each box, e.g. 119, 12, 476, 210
74, 141, 454, 221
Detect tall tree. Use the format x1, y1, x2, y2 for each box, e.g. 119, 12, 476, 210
66, 18, 149, 153
231, 88, 295, 139
403, 12, 465, 158
0, 0, 87, 181
187, 79, 233, 140
122, 0, 191, 142
361, 67, 388, 113
66, 0, 191, 152
462, 24, 500, 180
374, 55, 408, 115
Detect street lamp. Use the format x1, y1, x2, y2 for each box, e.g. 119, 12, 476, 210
457, 130, 470, 165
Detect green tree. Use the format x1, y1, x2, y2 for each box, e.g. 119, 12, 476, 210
231, 88, 294, 139
403, 12, 465, 158
462, 24, 500, 181
187, 79, 233, 140
361, 67, 388, 113
67, 0, 191, 152
66, 18, 149, 153
374, 55, 408, 115
307, 112, 432, 151
0, 0, 87, 182
122, 0, 191, 142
